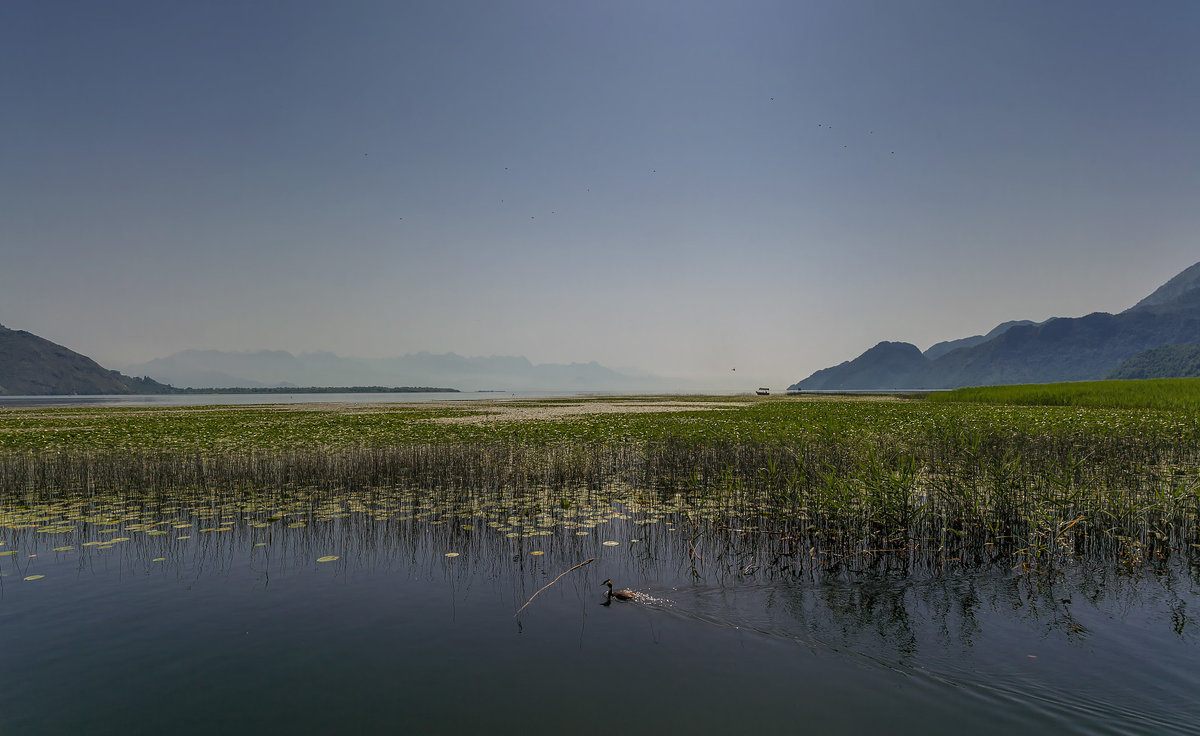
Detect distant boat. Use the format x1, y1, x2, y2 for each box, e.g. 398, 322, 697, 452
756, 387, 770, 396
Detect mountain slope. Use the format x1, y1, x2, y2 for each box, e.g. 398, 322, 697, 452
1127, 261, 1200, 312
0, 324, 173, 395
1107, 344, 1200, 379
790, 260, 1200, 390
922, 320, 1039, 360
793, 341, 930, 390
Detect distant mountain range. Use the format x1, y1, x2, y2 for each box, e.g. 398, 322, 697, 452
790, 260, 1200, 390
118, 350, 678, 393
1, 324, 679, 396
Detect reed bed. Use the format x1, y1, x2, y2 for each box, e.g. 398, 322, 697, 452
924, 377, 1200, 411
2, 395, 1199, 577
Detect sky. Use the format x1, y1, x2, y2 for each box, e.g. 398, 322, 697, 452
2, 0, 1198, 390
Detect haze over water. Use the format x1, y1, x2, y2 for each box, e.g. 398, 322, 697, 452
3, 1, 1198, 389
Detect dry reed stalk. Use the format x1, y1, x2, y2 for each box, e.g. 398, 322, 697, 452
514, 557, 595, 617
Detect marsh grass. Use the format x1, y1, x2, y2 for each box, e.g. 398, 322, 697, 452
2, 395, 1199, 578
925, 377, 1200, 411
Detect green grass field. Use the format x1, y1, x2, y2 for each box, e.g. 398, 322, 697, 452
924, 377, 1200, 411
1, 389, 1196, 454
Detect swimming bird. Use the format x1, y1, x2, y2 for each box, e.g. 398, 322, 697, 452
602, 579, 637, 601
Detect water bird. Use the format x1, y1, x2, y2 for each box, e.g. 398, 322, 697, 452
602, 579, 637, 601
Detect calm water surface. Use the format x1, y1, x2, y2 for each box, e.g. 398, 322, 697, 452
0, 390, 609, 408
1, 488, 1196, 734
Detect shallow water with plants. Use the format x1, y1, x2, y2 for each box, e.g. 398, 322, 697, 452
2, 482, 1198, 734
2, 394, 1200, 733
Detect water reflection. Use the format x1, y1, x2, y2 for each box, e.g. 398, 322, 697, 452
4, 485, 1195, 641
2, 485, 1198, 734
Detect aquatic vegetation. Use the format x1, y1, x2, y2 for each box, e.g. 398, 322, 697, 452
0, 395, 1198, 578
925, 377, 1200, 411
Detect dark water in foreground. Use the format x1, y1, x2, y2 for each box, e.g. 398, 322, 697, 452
1, 492, 1197, 735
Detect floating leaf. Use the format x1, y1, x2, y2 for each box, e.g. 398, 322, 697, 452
152, 557, 166, 562
0, 550, 15, 556
444, 552, 460, 557
530, 551, 544, 556
52, 546, 74, 552
602, 541, 620, 546
24, 574, 44, 581
254, 542, 266, 547
316, 555, 340, 563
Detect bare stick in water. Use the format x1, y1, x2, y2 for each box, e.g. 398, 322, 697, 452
514, 558, 595, 617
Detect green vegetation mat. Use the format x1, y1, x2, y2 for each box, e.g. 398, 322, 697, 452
2, 393, 1199, 573
1, 393, 1196, 453
924, 377, 1200, 411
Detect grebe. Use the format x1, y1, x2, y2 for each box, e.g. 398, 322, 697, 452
602, 579, 636, 601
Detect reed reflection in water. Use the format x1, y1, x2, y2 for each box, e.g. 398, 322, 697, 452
1, 482, 1197, 734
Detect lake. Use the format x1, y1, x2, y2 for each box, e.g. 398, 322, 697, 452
0, 390, 611, 409
2, 483, 1196, 734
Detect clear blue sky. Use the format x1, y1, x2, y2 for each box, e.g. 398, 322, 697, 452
2, 0, 1197, 388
